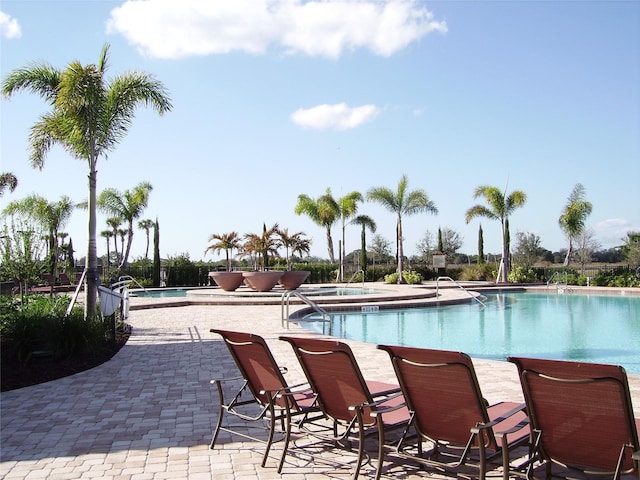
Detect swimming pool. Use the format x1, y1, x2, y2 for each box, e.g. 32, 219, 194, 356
302, 291, 640, 374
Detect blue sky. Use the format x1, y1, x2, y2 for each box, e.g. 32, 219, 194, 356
1, 1, 639, 263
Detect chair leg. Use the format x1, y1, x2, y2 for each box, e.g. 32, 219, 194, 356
261, 401, 277, 468
351, 410, 366, 480
210, 381, 225, 449
374, 416, 386, 480
277, 409, 291, 473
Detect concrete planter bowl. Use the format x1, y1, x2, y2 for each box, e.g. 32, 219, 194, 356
278, 270, 311, 290
242, 271, 284, 292
208, 271, 245, 291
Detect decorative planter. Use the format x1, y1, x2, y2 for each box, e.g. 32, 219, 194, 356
278, 270, 311, 290
242, 271, 284, 292
209, 271, 245, 291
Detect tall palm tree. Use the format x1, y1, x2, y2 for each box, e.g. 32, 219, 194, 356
559, 183, 592, 267
106, 217, 122, 265
295, 188, 340, 263
205, 231, 241, 271
351, 215, 376, 275
278, 228, 311, 270
367, 175, 438, 283
337, 191, 364, 281
0, 172, 18, 196
98, 181, 153, 268
2, 43, 172, 315
465, 185, 527, 282
3, 194, 75, 277
137, 219, 155, 259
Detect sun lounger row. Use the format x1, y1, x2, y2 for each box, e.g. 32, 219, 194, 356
209, 329, 640, 479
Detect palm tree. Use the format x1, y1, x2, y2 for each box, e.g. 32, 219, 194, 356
2, 43, 172, 315
351, 215, 376, 275
117, 228, 127, 262
0, 172, 18, 196
106, 217, 122, 265
205, 231, 241, 271
465, 185, 527, 282
137, 219, 155, 259
3, 194, 75, 277
100, 229, 113, 268
367, 175, 438, 283
278, 228, 311, 270
337, 191, 364, 281
295, 188, 340, 263
558, 183, 593, 267
242, 223, 280, 270
98, 181, 153, 268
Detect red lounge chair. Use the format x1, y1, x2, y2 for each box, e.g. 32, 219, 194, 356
509, 356, 640, 479
379, 345, 531, 480
209, 329, 320, 471
279, 336, 409, 480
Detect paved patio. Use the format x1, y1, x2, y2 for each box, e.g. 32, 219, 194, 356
1, 285, 639, 479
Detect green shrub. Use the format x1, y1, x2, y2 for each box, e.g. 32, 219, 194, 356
0, 294, 112, 364
507, 265, 537, 283
384, 271, 423, 284
592, 268, 640, 287
460, 264, 497, 281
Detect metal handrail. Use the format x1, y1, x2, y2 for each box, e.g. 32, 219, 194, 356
281, 290, 332, 331
117, 275, 147, 292
546, 271, 572, 293
435, 276, 486, 307
344, 269, 365, 288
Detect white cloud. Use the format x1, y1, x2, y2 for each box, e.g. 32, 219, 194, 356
106, 0, 447, 59
291, 103, 380, 130
0, 11, 22, 39
593, 218, 639, 247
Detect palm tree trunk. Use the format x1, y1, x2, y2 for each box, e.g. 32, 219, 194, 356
499, 220, 508, 282
86, 161, 98, 317
397, 216, 404, 283
120, 223, 134, 268
144, 230, 150, 259
325, 227, 335, 264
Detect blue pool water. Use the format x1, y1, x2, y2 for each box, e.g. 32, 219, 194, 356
303, 291, 640, 374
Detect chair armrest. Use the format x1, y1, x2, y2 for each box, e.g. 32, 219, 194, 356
210, 375, 244, 385
471, 403, 527, 433
261, 382, 311, 397
352, 391, 406, 415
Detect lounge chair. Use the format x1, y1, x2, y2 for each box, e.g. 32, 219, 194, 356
279, 336, 409, 480
509, 356, 640, 479
378, 344, 531, 480
209, 329, 320, 471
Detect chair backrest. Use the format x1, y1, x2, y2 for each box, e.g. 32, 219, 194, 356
378, 344, 496, 448
211, 329, 296, 410
43, 273, 55, 286
279, 336, 376, 425
59, 272, 71, 285
509, 356, 639, 473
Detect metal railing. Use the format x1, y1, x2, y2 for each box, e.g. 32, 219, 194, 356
344, 269, 365, 288
281, 290, 332, 332
435, 276, 486, 307
546, 271, 573, 293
